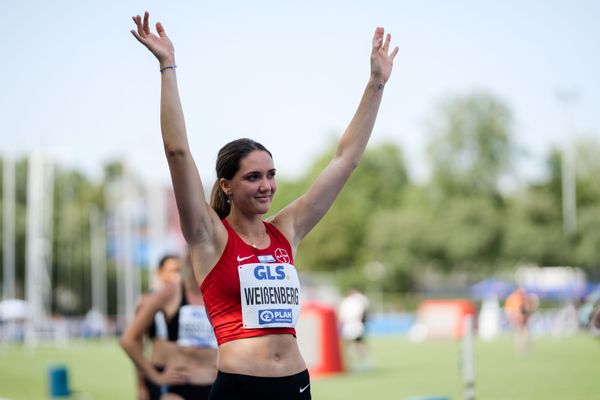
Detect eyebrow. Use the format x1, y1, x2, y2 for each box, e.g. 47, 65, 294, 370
244, 168, 276, 175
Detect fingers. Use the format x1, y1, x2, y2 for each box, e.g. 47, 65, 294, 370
372, 27, 384, 49
156, 22, 167, 37
390, 46, 399, 61
382, 33, 391, 52
132, 11, 165, 40
130, 29, 145, 45
142, 11, 150, 35
132, 15, 144, 38
131, 15, 147, 45
372, 27, 398, 61
165, 370, 191, 385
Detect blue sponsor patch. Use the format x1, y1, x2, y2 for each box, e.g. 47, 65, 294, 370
253, 265, 286, 280
258, 309, 293, 324
258, 255, 276, 263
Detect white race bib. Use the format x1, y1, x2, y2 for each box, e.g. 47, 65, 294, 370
177, 305, 217, 348
238, 263, 301, 329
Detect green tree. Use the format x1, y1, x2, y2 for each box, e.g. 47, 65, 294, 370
502, 191, 571, 266
574, 205, 600, 274
427, 91, 513, 198
52, 167, 105, 314
270, 140, 409, 273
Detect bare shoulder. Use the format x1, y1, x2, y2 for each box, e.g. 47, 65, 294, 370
188, 223, 229, 280
266, 211, 297, 249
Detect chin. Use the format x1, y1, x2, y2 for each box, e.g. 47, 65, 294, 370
257, 205, 270, 215
254, 198, 272, 213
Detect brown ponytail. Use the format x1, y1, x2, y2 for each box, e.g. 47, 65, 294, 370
210, 180, 230, 220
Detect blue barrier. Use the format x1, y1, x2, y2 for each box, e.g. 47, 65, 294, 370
48, 364, 70, 398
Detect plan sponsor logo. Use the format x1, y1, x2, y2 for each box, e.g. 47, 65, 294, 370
258, 308, 293, 324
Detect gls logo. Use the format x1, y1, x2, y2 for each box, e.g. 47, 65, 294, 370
253, 265, 286, 280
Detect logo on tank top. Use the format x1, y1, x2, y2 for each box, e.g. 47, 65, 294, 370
258, 308, 293, 324
274, 248, 290, 263
258, 255, 276, 263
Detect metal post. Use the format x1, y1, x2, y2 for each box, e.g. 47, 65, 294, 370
3, 156, 16, 300
462, 315, 475, 400
90, 206, 108, 318
25, 152, 53, 346
557, 89, 579, 237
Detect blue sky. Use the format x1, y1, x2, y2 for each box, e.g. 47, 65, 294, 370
1, 0, 599, 186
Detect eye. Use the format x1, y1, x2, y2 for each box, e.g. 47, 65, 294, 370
246, 174, 258, 182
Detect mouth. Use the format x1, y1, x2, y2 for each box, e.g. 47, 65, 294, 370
255, 195, 272, 203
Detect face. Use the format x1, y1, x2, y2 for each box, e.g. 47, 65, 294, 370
158, 257, 181, 285
223, 150, 276, 215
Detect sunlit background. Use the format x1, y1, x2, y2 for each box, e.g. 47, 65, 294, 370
1, 1, 600, 399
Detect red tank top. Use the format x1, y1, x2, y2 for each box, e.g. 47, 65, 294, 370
200, 219, 298, 345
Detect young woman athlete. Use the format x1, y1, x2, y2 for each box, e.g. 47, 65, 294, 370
132, 254, 182, 400
130, 11, 398, 399
121, 256, 218, 399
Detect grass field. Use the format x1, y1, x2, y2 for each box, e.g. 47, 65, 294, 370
1, 333, 599, 399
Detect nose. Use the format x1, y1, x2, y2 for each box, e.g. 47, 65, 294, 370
258, 178, 269, 192
258, 176, 273, 193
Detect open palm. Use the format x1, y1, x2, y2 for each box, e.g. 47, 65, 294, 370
371, 27, 399, 83
131, 11, 175, 64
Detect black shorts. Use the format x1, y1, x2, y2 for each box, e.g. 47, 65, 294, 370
144, 365, 212, 400
143, 365, 164, 400
167, 383, 212, 399
208, 369, 311, 400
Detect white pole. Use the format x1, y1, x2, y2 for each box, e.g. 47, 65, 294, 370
462, 315, 475, 400
90, 206, 108, 318
107, 179, 126, 327
25, 152, 51, 346
112, 171, 140, 327
42, 156, 54, 322
3, 156, 16, 300
122, 175, 136, 325
557, 89, 579, 237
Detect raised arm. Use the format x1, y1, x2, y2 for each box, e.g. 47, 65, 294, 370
130, 12, 223, 257
273, 27, 399, 249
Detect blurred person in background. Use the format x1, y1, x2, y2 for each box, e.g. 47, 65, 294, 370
338, 288, 372, 370
152, 255, 182, 291
122, 254, 218, 400
132, 254, 181, 400
130, 10, 398, 400
590, 300, 600, 337
504, 287, 538, 353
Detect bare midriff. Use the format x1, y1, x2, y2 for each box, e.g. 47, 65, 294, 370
150, 340, 218, 385
149, 339, 177, 366
218, 334, 306, 377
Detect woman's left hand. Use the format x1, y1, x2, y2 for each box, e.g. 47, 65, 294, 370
370, 27, 399, 83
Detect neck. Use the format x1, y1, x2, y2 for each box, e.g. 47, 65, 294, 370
226, 214, 268, 248
226, 213, 265, 236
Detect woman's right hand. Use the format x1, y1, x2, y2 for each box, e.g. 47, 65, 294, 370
154, 364, 191, 386
131, 11, 175, 66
